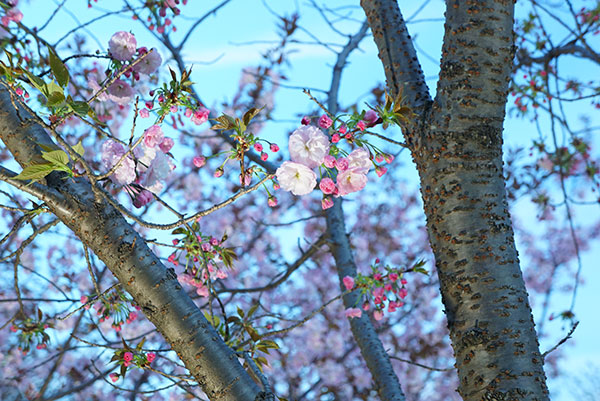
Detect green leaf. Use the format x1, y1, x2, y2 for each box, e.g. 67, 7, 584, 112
69, 101, 90, 117
13, 163, 54, 181
171, 227, 187, 235
247, 304, 258, 319
48, 47, 69, 88
245, 325, 261, 342
41, 150, 69, 166
38, 143, 59, 152
72, 140, 85, 156
242, 106, 264, 127
136, 337, 146, 351
46, 90, 66, 107
24, 70, 46, 94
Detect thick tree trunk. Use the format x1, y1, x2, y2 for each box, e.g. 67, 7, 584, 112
0, 87, 261, 401
362, 1, 550, 400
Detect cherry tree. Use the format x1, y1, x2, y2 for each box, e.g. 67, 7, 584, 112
0, 1, 598, 401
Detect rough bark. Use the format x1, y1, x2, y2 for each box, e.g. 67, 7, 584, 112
0, 87, 261, 401
361, 0, 550, 400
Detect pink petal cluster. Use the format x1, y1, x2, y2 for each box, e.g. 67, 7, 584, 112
1, 6, 22, 27
288, 125, 330, 168
101, 140, 136, 185
108, 79, 134, 105
133, 48, 162, 75
109, 31, 137, 61
190, 108, 209, 125
336, 148, 372, 196
345, 308, 362, 319
275, 161, 317, 196
144, 125, 164, 148
342, 276, 355, 290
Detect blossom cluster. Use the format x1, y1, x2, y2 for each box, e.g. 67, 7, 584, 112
1, 0, 22, 27
275, 112, 394, 209
101, 124, 175, 207
341, 260, 411, 321
82, 289, 139, 332
109, 349, 156, 382
169, 226, 233, 296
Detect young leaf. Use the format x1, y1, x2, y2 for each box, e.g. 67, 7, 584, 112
72, 140, 85, 156
13, 163, 55, 181
48, 47, 69, 88
242, 106, 264, 127
69, 101, 90, 117
41, 150, 69, 166
46, 90, 66, 107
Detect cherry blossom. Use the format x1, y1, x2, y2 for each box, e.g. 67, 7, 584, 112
133, 48, 162, 75
109, 31, 137, 61
288, 125, 330, 168
275, 161, 317, 196
108, 79, 134, 105
336, 168, 368, 196
101, 140, 136, 185
318, 114, 332, 129
143, 125, 164, 148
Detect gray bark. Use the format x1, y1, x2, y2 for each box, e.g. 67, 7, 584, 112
0, 87, 260, 401
361, 0, 550, 400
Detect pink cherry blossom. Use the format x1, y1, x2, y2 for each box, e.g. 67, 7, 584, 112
364, 109, 378, 125
146, 352, 156, 363
133, 48, 162, 75
398, 288, 408, 299
275, 161, 317, 196
319, 177, 336, 194
384, 154, 394, 163
193, 156, 206, 168
335, 157, 349, 172
270, 143, 280, 152
356, 120, 366, 131
159, 137, 174, 153
376, 166, 388, 177
331, 133, 340, 143
133, 189, 153, 208
288, 125, 330, 168
336, 168, 367, 196
140, 150, 175, 194
268, 196, 278, 207
373, 310, 384, 321
389, 273, 398, 282
323, 155, 336, 168
347, 148, 372, 171
342, 276, 355, 290
301, 116, 310, 125
123, 352, 133, 362
321, 197, 334, 210
344, 308, 362, 319
318, 114, 332, 129
108, 79, 134, 105
109, 31, 137, 61
191, 108, 209, 125
139, 108, 150, 118
101, 140, 136, 185
254, 143, 263, 152
1, 7, 22, 27
109, 373, 119, 382
143, 125, 164, 148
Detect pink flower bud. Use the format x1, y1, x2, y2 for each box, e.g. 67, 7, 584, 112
318, 114, 332, 129
254, 143, 263, 152
342, 276, 355, 290
301, 116, 310, 125
270, 143, 280, 152
146, 352, 156, 363
323, 155, 336, 168
331, 133, 340, 143
268, 196, 278, 207
192, 156, 206, 168
321, 197, 334, 210
356, 120, 366, 131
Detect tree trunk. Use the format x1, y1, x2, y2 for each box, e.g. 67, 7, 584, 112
0, 87, 261, 401
361, 0, 550, 399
